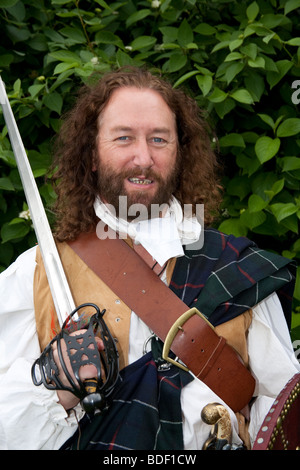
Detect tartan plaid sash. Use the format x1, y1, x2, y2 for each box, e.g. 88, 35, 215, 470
170, 228, 296, 328
61, 342, 192, 450
61, 228, 296, 450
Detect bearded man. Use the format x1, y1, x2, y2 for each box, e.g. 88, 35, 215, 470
0, 67, 299, 450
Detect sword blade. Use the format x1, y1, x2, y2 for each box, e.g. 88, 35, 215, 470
0, 77, 76, 326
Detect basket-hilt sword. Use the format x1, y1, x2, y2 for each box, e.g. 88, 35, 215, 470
0, 77, 119, 415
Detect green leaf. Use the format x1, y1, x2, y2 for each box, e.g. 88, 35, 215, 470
214, 98, 236, 119
276, 118, 300, 137
219, 133, 245, 148
224, 62, 244, 84
194, 23, 217, 36
224, 52, 243, 62
94, 0, 112, 10
284, 0, 300, 16
211, 40, 230, 53
28, 84, 45, 98
27, 34, 48, 52
240, 208, 267, 230
285, 38, 300, 46
280, 213, 299, 234
126, 9, 151, 28
5, 25, 30, 42
264, 179, 285, 200
178, 19, 194, 47
236, 153, 260, 176
280, 157, 300, 172
246, 1, 259, 21
43, 92, 63, 114
59, 26, 86, 44
173, 71, 200, 88
0, 177, 15, 191
229, 39, 243, 52
0, 0, 19, 7
227, 176, 251, 200
244, 73, 264, 101
248, 194, 268, 212
240, 43, 257, 60
1, 220, 30, 243
0, 149, 17, 168
130, 36, 157, 51
53, 62, 78, 74
230, 89, 254, 104
50, 50, 82, 64
196, 75, 213, 96
159, 26, 178, 43
266, 60, 293, 89
0, 53, 14, 67
116, 49, 135, 67
255, 136, 280, 163
248, 56, 265, 68
270, 203, 298, 222
95, 31, 123, 47
208, 87, 228, 103
258, 113, 275, 129
218, 218, 248, 237
164, 53, 187, 73
13, 79, 21, 94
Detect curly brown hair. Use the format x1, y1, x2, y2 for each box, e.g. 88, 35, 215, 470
51, 66, 223, 242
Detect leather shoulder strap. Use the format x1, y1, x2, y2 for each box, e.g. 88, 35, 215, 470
68, 232, 255, 412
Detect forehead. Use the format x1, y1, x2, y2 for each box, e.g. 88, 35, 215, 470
99, 87, 176, 131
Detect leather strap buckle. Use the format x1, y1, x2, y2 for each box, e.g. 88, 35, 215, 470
162, 307, 214, 371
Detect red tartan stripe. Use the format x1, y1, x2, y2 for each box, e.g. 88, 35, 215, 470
237, 265, 256, 284
170, 280, 205, 290
227, 240, 240, 256
109, 423, 122, 450
220, 231, 227, 250
158, 375, 180, 390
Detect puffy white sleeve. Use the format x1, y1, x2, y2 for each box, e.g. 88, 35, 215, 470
247, 293, 300, 446
0, 247, 81, 450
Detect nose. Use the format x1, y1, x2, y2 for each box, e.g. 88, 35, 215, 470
132, 138, 153, 168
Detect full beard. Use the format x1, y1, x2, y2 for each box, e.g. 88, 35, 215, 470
96, 162, 180, 221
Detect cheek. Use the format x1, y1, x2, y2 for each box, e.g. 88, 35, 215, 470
97, 142, 132, 170
156, 149, 177, 174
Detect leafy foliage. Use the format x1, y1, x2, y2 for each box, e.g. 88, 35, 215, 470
0, 0, 300, 344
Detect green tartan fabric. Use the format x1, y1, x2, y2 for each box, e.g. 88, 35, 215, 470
61, 228, 296, 450
170, 228, 296, 328
61, 343, 192, 450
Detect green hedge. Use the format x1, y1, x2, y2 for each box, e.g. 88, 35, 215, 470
0, 0, 300, 349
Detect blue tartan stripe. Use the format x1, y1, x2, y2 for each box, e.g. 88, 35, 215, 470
170, 228, 296, 328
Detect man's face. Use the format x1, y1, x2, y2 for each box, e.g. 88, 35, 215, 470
95, 87, 179, 217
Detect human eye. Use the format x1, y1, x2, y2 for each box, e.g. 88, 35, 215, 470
114, 135, 132, 144
150, 136, 167, 146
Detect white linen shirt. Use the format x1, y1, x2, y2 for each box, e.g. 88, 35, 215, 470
0, 246, 299, 450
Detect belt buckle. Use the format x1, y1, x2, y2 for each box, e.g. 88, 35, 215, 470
162, 307, 214, 372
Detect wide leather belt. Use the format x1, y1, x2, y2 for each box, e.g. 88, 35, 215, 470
68, 232, 255, 412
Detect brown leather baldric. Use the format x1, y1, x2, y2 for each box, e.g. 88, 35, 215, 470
68, 232, 255, 412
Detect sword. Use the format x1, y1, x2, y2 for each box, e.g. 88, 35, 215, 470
0, 78, 120, 414
0, 76, 76, 326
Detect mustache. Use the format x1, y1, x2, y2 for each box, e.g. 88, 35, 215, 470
121, 167, 164, 182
